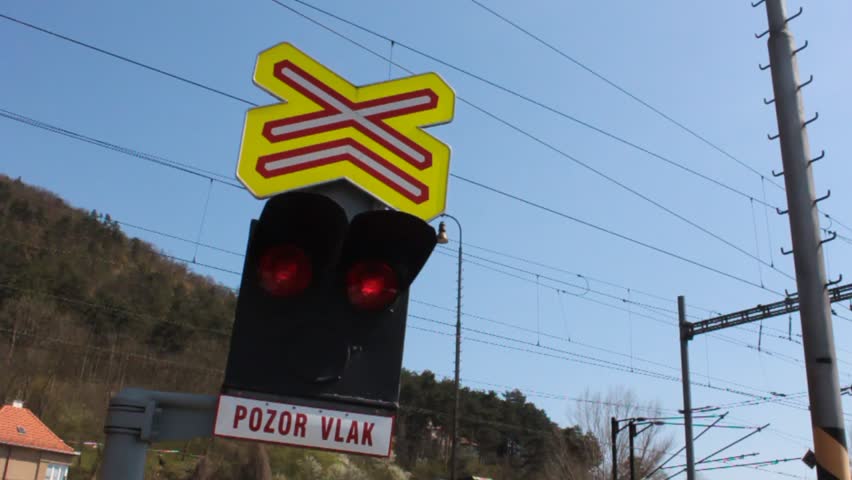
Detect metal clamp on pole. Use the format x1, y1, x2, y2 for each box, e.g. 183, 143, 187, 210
100, 388, 218, 480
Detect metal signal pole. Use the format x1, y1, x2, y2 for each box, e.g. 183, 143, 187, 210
628, 420, 637, 480
611, 417, 619, 480
677, 297, 696, 480
761, 0, 850, 478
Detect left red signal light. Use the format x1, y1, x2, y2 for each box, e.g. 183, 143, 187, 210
346, 261, 399, 311
258, 244, 312, 297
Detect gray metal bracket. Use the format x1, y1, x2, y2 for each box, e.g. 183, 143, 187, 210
99, 388, 217, 480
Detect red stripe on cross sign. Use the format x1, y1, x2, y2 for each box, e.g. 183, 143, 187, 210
213, 394, 395, 457
262, 60, 438, 170
256, 138, 429, 203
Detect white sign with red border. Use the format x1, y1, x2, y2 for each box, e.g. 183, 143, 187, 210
213, 394, 394, 457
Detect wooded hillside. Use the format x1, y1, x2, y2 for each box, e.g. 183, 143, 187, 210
0, 174, 600, 479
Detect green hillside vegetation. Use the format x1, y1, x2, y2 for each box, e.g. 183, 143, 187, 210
0, 174, 600, 479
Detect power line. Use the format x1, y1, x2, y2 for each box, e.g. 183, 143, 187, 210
1, 326, 600, 437
0, 10, 799, 286
272, 0, 795, 280
449, 376, 686, 415
0, 108, 783, 298
0, 282, 234, 338
0, 234, 770, 402
435, 247, 682, 317
693, 457, 800, 472
409, 315, 813, 411
466, 0, 852, 241
449, 175, 783, 295
7, 204, 823, 381
0, 14, 257, 107
2, 7, 773, 215
467, 0, 779, 186
0, 274, 806, 412
0, 108, 244, 189
433, 243, 811, 371
450, 239, 719, 315
6, 7, 850, 268
268, 0, 852, 263
8, 228, 810, 398
8, 228, 814, 388
0, 326, 224, 374
5, 302, 762, 438
25, 213, 822, 380
273, 0, 785, 208
5, 262, 712, 399
0, 9, 819, 300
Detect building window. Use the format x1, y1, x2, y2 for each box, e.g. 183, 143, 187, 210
16, 426, 26, 434
45, 464, 69, 480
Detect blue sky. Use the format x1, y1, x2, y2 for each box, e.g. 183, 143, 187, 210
2, 0, 851, 477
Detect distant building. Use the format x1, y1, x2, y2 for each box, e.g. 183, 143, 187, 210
0, 400, 77, 480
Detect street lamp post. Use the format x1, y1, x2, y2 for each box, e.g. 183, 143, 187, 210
436, 214, 462, 480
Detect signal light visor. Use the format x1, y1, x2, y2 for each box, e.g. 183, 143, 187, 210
346, 261, 399, 311
258, 245, 313, 297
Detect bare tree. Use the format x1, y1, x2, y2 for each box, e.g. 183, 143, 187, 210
572, 387, 672, 480
543, 425, 601, 480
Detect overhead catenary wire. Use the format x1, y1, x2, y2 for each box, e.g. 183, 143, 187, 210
448, 175, 785, 295
11, 225, 821, 397
273, 0, 852, 246
3, 325, 646, 437
0, 108, 244, 189
0, 279, 694, 416
410, 315, 814, 410
1, 7, 840, 452
270, 0, 852, 255
445, 238, 720, 315
0, 14, 257, 107
438, 242, 852, 370
0, 107, 786, 298
4, 215, 822, 384
693, 456, 799, 473
5, 229, 832, 450
272, 0, 784, 208
642, 413, 729, 479
16, 212, 820, 380
0, 10, 801, 287
464, 0, 852, 239
0, 8, 776, 212
8, 0, 852, 412
466, 0, 779, 185
0, 271, 812, 413
430, 247, 815, 372
1, 291, 785, 424
6, 6, 852, 264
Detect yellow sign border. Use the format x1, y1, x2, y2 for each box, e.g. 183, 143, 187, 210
236, 43, 455, 221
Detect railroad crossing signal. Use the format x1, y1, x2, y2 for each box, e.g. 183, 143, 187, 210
219, 190, 437, 456
236, 42, 455, 221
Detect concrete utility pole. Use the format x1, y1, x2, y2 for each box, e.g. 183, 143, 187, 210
761, 0, 850, 478
677, 296, 696, 480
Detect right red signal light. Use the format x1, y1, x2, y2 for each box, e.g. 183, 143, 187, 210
346, 260, 399, 311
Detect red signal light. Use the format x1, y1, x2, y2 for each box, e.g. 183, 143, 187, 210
258, 245, 312, 297
346, 261, 399, 311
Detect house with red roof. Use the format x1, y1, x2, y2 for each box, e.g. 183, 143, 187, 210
0, 400, 76, 480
